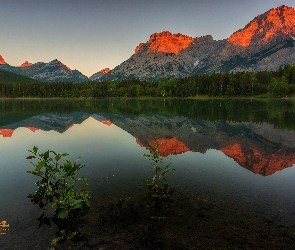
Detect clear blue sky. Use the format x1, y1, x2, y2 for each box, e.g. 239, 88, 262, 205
0, 0, 294, 77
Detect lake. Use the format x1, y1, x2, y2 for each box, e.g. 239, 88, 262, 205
1, 98, 295, 249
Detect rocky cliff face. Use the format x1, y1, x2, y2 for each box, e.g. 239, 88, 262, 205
107, 5, 295, 81
228, 5, 295, 47
135, 31, 194, 54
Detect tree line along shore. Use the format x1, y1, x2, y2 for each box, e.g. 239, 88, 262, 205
1, 64, 295, 98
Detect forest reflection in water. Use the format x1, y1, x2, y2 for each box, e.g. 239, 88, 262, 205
1, 98, 295, 249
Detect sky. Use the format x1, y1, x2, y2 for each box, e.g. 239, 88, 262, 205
1, 0, 295, 77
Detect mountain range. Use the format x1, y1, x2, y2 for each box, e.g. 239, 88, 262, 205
106, 5, 295, 80
1, 5, 295, 82
0, 55, 111, 83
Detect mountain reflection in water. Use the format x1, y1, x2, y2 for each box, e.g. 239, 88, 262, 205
1, 110, 295, 176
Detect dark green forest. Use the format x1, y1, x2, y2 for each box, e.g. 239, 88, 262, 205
0, 70, 41, 84
1, 64, 295, 98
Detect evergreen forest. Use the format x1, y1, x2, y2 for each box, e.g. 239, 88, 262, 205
1, 64, 295, 98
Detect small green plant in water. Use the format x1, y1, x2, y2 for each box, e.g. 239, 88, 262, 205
26, 146, 90, 245
143, 144, 175, 245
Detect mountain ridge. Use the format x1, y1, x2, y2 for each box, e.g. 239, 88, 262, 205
228, 5, 295, 47
106, 5, 295, 81
0, 58, 90, 83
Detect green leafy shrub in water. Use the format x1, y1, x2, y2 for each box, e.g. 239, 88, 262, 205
26, 146, 90, 244
143, 144, 175, 245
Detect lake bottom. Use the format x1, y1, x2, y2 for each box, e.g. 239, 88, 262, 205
2, 175, 294, 250
84, 180, 295, 250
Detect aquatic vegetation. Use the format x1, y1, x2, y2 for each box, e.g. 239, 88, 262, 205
143, 144, 175, 245
26, 146, 90, 245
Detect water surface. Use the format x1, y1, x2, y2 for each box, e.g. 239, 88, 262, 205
1, 98, 295, 249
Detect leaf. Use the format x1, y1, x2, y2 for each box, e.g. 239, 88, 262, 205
147, 183, 155, 188
52, 236, 62, 245
26, 170, 37, 175
77, 177, 88, 181
163, 178, 168, 186
55, 154, 61, 161
61, 153, 69, 157
70, 199, 83, 209
71, 199, 81, 205
36, 161, 45, 171
43, 150, 50, 160
156, 166, 162, 173
85, 199, 91, 207
81, 183, 88, 190
26, 156, 36, 159
63, 161, 72, 172
33, 146, 38, 153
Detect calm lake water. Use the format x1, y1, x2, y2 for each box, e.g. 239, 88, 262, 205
1, 98, 295, 249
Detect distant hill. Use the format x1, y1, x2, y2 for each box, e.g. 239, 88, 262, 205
0, 69, 42, 84
0, 59, 89, 83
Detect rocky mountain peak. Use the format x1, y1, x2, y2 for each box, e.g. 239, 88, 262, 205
48, 59, 71, 70
49, 59, 62, 65
89, 68, 110, 81
18, 61, 32, 68
98, 68, 110, 74
135, 30, 194, 54
228, 5, 295, 47
0, 55, 7, 65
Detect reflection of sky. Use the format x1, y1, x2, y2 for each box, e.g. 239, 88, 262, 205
171, 150, 295, 213
0, 116, 145, 173
0, 117, 148, 223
